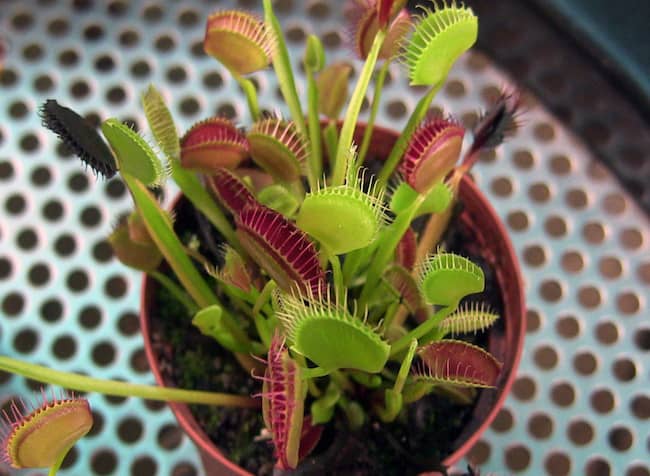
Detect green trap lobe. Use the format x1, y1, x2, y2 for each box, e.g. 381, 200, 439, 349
292, 318, 390, 373
297, 192, 378, 254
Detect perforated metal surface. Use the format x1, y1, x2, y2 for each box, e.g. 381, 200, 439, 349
0, 1, 648, 475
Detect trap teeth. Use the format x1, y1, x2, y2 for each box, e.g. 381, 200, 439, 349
180, 117, 249, 171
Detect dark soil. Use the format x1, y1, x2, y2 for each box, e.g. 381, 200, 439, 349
151, 197, 503, 476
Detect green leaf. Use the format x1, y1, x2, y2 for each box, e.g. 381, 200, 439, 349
192, 305, 252, 353
263, 0, 307, 138
310, 382, 341, 424
391, 181, 453, 216
122, 174, 218, 308
417, 252, 484, 306
439, 302, 499, 336
333, 28, 387, 185
297, 184, 385, 255
278, 293, 390, 373
315, 61, 353, 120
416, 181, 453, 216
258, 184, 300, 217
108, 224, 162, 272
390, 182, 419, 214
304, 34, 325, 72
141, 85, 180, 160
383, 265, 423, 314
1, 394, 92, 469
404, 3, 478, 86
169, 160, 237, 246
101, 118, 165, 186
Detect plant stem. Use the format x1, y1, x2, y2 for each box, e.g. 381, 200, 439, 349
263, 0, 307, 138
183, 245, 210, 270
124, 174, 219, 309
389, 305, 453, 356
391, 304, 410, 328
394, 339, 417, 394
358, 195, 425, 309
48, 446, 70, 476
327, 253, 344, 303
323, 121, 338, 173
377, 82, 443, 186
305, 65, 322, 190
294, 354, 322, 397
150, 271, 198, 314
0, 356, 259, 408
377, 339, 417, 422
232, 71, 260, 121
169, 160, 238, 250
332, 28, 387, 186
301, 366, 331, 380
341, 239, 378, 288
357, 61, 390, 168
380, 300, 401, 335
415, 172, 461, 261
252, 281, 276, 348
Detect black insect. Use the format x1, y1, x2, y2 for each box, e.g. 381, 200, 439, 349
39, 99, 118, 178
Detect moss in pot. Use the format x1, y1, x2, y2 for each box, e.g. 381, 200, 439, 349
0, 1, 525, 475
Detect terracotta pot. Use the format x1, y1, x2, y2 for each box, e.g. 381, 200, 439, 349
140, 124, 526, 475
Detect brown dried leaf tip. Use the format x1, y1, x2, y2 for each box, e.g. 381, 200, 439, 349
468, 88, 524, 157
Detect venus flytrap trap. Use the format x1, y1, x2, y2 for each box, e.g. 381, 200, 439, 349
1, 391, 92, 476
4, 0, 526, 473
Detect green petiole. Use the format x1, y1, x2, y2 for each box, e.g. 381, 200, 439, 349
231, 71, 261, 121
48, 448, 69, 476
304, 34, 325, 190
0, 356, 259, 408
358, 194, 426, 309
263, 0, 307, 138
123, 174, 219, 309
169, 159, 238, 250
389, 305, 454, 357
357, 60, 391, 168
332, 28, 387, 186
150, 271, 198, 315
377, 82, 442, 186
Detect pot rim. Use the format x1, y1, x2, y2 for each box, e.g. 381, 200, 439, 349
139, 123, 526, 474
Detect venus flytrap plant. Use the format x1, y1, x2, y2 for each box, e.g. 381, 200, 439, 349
5, 0, 527, 472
